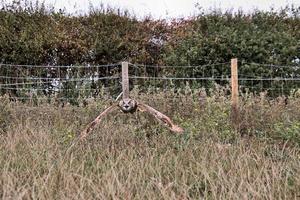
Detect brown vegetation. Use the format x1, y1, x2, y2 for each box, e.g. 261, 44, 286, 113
1, 90, 300, 199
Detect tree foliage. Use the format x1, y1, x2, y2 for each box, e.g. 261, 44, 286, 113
0, 1, 299, 98
0, 2, 299, 66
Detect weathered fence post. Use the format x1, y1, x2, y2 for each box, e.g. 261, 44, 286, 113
80, 61, 183, 139
231, 58, 239, 131
122, 62, 129, 99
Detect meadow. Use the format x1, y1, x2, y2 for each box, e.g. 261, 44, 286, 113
1, 89, 300, 199
0, 2, 300, 199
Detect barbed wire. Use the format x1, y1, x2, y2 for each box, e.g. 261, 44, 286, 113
2, 84, 298, 91
239, 85, 300, 92
1, 76, 299, 87
0, 75, 120, 81
241, 62, 300, 69
5, 97, 98, 100
0, 86, 119, 91
0, 63, 121, 68
129, 76, 300, 81
129, 62, 231, 69
0, 61, 298, 69
238, 77, 300, 81
128, 76, 230, 81
1, 74, 298, 80
0, 77, 120, 86
0, 61, 231, 69
1, 61, 299, 101
4, 94, 202, 101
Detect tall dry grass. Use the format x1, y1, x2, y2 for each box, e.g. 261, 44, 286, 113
0, 90, 300, 199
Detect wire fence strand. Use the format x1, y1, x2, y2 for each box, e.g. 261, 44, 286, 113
1, 61, 299, 102
242, 62, 300, 69
0, 63, 121, 68
129, 62, 231, 68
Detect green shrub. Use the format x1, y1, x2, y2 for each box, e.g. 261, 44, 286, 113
274, 121, 300, 145
0, 95, 12, 134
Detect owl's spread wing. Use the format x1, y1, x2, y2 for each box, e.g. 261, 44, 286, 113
80, 104, 119, 140
137, 102, 183, 133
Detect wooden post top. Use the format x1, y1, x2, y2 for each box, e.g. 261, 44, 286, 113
121, 62, 130, 100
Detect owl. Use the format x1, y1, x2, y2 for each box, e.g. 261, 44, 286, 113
118, 98, 137, 113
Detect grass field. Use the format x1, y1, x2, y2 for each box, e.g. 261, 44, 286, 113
1, 90, 300, 199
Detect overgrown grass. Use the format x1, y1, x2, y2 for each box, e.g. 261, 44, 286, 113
0, 90, 300, 199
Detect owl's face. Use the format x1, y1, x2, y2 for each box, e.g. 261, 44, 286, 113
119, 98, 137, 113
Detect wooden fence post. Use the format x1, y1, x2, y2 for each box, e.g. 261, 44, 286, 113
231, 58, 239, 131
122, 62, 129, 100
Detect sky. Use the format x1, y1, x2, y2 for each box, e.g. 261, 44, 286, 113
3, 0, 300, 19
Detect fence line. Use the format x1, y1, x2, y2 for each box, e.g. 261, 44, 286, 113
3, 97, 98, 101
0, 76, 120, 81
1, 74, 299, 80
242, 62, 300, 69
0, 61, 298, 69
240, 85, 299, 90
0, 61, 231, 69
0, 76, 299, 84
129, 62, 230, 68
0, 63, 121, 68
129, 76, 300, 81
2, 77, 298, 87
128, 76, 230, 81
1, 75, 300, 82
1, 61, 300, 102
0, 77, 120, 86
0, 86, 118, 91
4, 95, 203, 101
